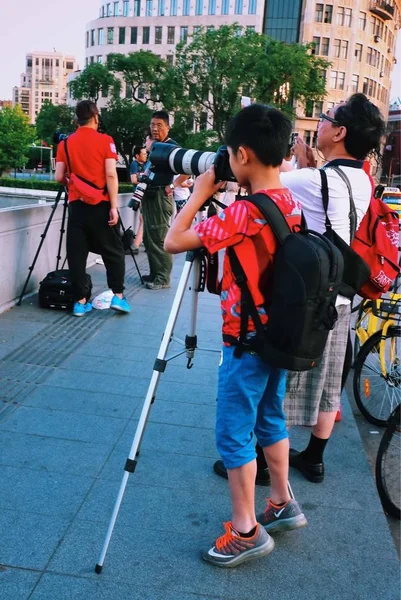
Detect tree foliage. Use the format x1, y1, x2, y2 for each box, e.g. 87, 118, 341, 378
173, 25, 330, 141
69, 63, 121, 103
0, 106, 35, 175
101, 99, 152, 172
107, 51, 176, 110
35, 101, 76, 145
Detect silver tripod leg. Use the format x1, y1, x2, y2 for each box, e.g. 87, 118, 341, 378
95, 252, 202, 574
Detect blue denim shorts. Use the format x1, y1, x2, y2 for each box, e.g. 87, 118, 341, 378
216, 345, 288, 469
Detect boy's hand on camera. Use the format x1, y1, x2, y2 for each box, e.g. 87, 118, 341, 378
108, 207, 119, 227
193, 166, 226, 199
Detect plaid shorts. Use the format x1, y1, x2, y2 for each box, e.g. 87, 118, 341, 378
284, 304, 351, 427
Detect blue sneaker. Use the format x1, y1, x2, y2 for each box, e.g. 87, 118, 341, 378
72, 301, 93, 317
110, 295, 131, 314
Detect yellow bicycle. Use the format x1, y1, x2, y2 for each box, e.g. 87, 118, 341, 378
353, 294, 401, 426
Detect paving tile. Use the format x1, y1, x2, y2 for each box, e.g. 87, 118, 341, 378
0, 567, 40, 600
42, 369, 150, 398
0, 509, 70, 570
0, 465, 94, 519
0, 406, 128, 444
0, 431, 112, 477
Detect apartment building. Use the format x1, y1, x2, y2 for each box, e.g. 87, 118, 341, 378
82, 1, 400, 138
13, 51, 77, 124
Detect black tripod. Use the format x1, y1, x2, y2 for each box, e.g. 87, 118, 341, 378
17, 186, 143, 305
17, 185, 69, 305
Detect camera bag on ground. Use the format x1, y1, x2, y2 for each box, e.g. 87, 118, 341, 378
320, 167, 399, 300
225, 193, 344, 372
39, 270, 92, 310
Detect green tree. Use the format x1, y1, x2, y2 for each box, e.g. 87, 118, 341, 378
35, 101, 76, 146
100, 99, 152, 173
107, 51, 177, 110
69, 63, 121, 103
173, 25, 330, 141
0, 106, 35, 175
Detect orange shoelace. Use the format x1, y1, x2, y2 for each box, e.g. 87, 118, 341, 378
215, 521, 238, 551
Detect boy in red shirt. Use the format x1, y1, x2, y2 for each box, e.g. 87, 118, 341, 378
165, 104, 307, 568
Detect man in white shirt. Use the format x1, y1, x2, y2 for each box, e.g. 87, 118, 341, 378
278, 94, 386, 483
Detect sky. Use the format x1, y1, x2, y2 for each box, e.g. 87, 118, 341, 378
1, 0, 400, 102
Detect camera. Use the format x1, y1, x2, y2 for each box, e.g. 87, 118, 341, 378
149, 143, 236, 182
128, 167, 155, 211
290, 132, 299, 145
53, 131, 69, 144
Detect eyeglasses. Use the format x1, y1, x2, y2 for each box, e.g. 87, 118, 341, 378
319, 113, 339, 126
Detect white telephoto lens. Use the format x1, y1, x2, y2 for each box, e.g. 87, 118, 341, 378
197, 152, 215, 174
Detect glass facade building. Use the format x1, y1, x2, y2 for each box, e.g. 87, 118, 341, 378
263, 0, 303, 43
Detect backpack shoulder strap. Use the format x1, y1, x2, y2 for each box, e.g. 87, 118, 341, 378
319, 169, 333, 230
327, 165, 357, 239
244, 193, 292, 243
63, 138, 72, 174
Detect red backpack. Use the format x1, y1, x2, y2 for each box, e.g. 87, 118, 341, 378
352, 190, 399, 299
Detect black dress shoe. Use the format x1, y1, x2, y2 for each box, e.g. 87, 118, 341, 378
213, 459, 271, 487
289, 449, 324, 483
141, 274, 154, 283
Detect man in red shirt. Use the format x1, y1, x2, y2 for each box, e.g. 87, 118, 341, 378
165, 104, 307, 568
56, 100, 130, 316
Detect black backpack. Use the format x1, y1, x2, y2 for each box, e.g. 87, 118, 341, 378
225, 194, 344, 371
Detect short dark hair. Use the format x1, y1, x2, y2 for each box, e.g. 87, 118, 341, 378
225, 104, 292, 167
134, 145, 145, 157
334, 94, 386, 161
75, 100, 99, 126
151, 110, 170, 125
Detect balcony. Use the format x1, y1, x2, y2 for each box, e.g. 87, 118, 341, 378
369, 1, 395, 20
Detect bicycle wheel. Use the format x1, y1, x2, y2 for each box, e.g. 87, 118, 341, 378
375, 405, 401, 519
353, 326, 401, 426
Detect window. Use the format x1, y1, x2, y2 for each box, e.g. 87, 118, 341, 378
143, 26, 150, 43
134, 0, 141, 15
98, 28, 104, 45
324, 4, 333, 23
321, 37, 329, 56
158, 0, 165, 14
180, 26, 188, 43
131, 26, 137, 43
113, 1, 119, 15
146, 0, 152, 15
234, 0, 243, 15
355, 43, 362, 62
119, 27, 126, 43
305, 99, 314, 117
221, 0, 229, 14
166, 54, 174, 65
195, 0, 202, 14
208, 0, 215, 13
183, 0, 190, 15
170, 0, 177, 15
155, 26, 162, 44
167, 26, 175, 43
248, 0, 256, 14
91, 29, 95, 46
351, 74, 359, 93
358, 11, 366, 30
107, 27, 114, 44
315, 3, 323, 22
123, 0, 129, 15
90, 56, 95, 64
304, 130, 317, 148
138, 84, 146, 99
337, 40, 348, 59
312, 36, 320, 55
344, 7, 352, 26
36, 58, 39, 65
313, 101, 323, 118
86, 31, 89, 48
247, 25, 256, 32
330, 70, 345, 90
107, 3, 112, 16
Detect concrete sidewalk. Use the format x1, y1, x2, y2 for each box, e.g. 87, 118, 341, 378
0, 251, 399, 600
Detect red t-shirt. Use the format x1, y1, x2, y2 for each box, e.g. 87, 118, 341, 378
195, 190, 301, 340
56, 127, 118, 202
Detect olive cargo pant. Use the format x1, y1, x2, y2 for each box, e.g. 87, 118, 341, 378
142, 188, 173, 285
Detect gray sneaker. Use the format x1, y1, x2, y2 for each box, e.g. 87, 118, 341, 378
257, 499, 307, 533
201, 521, 274, 568
145, 281, 170, 290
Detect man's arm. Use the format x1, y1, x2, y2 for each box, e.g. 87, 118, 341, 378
164, 174, 189, 197
105, 158, 119, 226
55, 161, 67, 184
165, 168, 223, 254
130, 161, 139, 185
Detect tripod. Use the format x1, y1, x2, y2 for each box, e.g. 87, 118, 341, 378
17, 186, 143, 305
17, 185, 69, 305
95, 246, 220, 573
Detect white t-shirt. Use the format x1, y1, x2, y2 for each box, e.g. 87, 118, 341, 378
280, 164, 372, 305
173, 174, 192, 202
